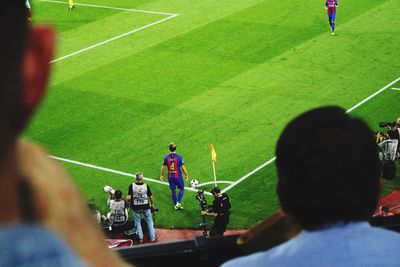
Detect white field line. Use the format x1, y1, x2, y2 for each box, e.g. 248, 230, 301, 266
42, 0, 179, 63
41, 0, 178, 16
198, 181, 234, 187
391, 87, 400, 91
50, 156, 211, 195
346, 77, 400, 113
222, 76, 400, 193
50, 14, 178, 63
222, 157, 276, 193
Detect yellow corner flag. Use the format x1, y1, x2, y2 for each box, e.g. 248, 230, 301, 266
210, 144, 217, 162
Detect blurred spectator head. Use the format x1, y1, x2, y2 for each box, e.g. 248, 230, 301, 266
276, 106, 380, 230
0, 2, 27, 161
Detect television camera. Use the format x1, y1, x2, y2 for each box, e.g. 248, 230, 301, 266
379, 121, 397, 128
195, 190, 210, 237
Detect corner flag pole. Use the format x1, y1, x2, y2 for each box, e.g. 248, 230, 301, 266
210, 144, 217, 186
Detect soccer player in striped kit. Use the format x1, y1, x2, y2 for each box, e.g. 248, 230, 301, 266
325, 0, 338, 35
160, 143, 189, 210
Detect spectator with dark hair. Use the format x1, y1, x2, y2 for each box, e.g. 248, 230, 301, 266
0, 2, 130, 266
223, 106, 400, 266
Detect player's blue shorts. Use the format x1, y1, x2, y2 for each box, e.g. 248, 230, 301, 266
328, 13, 336, 21
168, 177, 184, 190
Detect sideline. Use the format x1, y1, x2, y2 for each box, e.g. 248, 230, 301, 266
50, 155, 212, 195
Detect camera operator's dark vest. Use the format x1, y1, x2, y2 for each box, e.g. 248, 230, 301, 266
214, 194, 231, 219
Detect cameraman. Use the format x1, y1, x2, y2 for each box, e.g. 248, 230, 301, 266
395, 118, 400, 142
378, 130, 398, 180
378, 130, 398, 161
106, 190, 128, 229
126, 172, 157, 242
201, 187, 231, 237
384, 118, 400, 141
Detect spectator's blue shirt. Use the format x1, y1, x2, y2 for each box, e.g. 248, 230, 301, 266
0, 224, 86, 267
222, 222, 400, 267
163, 153, 184, 179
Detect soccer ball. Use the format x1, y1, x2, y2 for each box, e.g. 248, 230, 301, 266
190, 179, 199, 188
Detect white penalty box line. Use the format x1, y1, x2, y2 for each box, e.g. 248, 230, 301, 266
40, 0, 179, 63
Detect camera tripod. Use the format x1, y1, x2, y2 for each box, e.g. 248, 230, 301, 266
199, 214, 208, 237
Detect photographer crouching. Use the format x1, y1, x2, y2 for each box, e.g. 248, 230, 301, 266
377, 130, 398, 180
201, 187, 231, 237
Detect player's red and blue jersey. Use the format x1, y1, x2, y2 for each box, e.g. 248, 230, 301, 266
163, 153, 184, 179
325, 0, 338, 14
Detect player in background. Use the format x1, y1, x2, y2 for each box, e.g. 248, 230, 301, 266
160, 143, 189, 210
325, 0, 338, 35
26, 0, 32, 22
68, 0, 75, 10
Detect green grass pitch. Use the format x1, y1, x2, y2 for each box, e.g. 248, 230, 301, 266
26, 0, 400, 229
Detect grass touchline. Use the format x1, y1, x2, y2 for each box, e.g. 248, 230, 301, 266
50, 155, 212, 195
